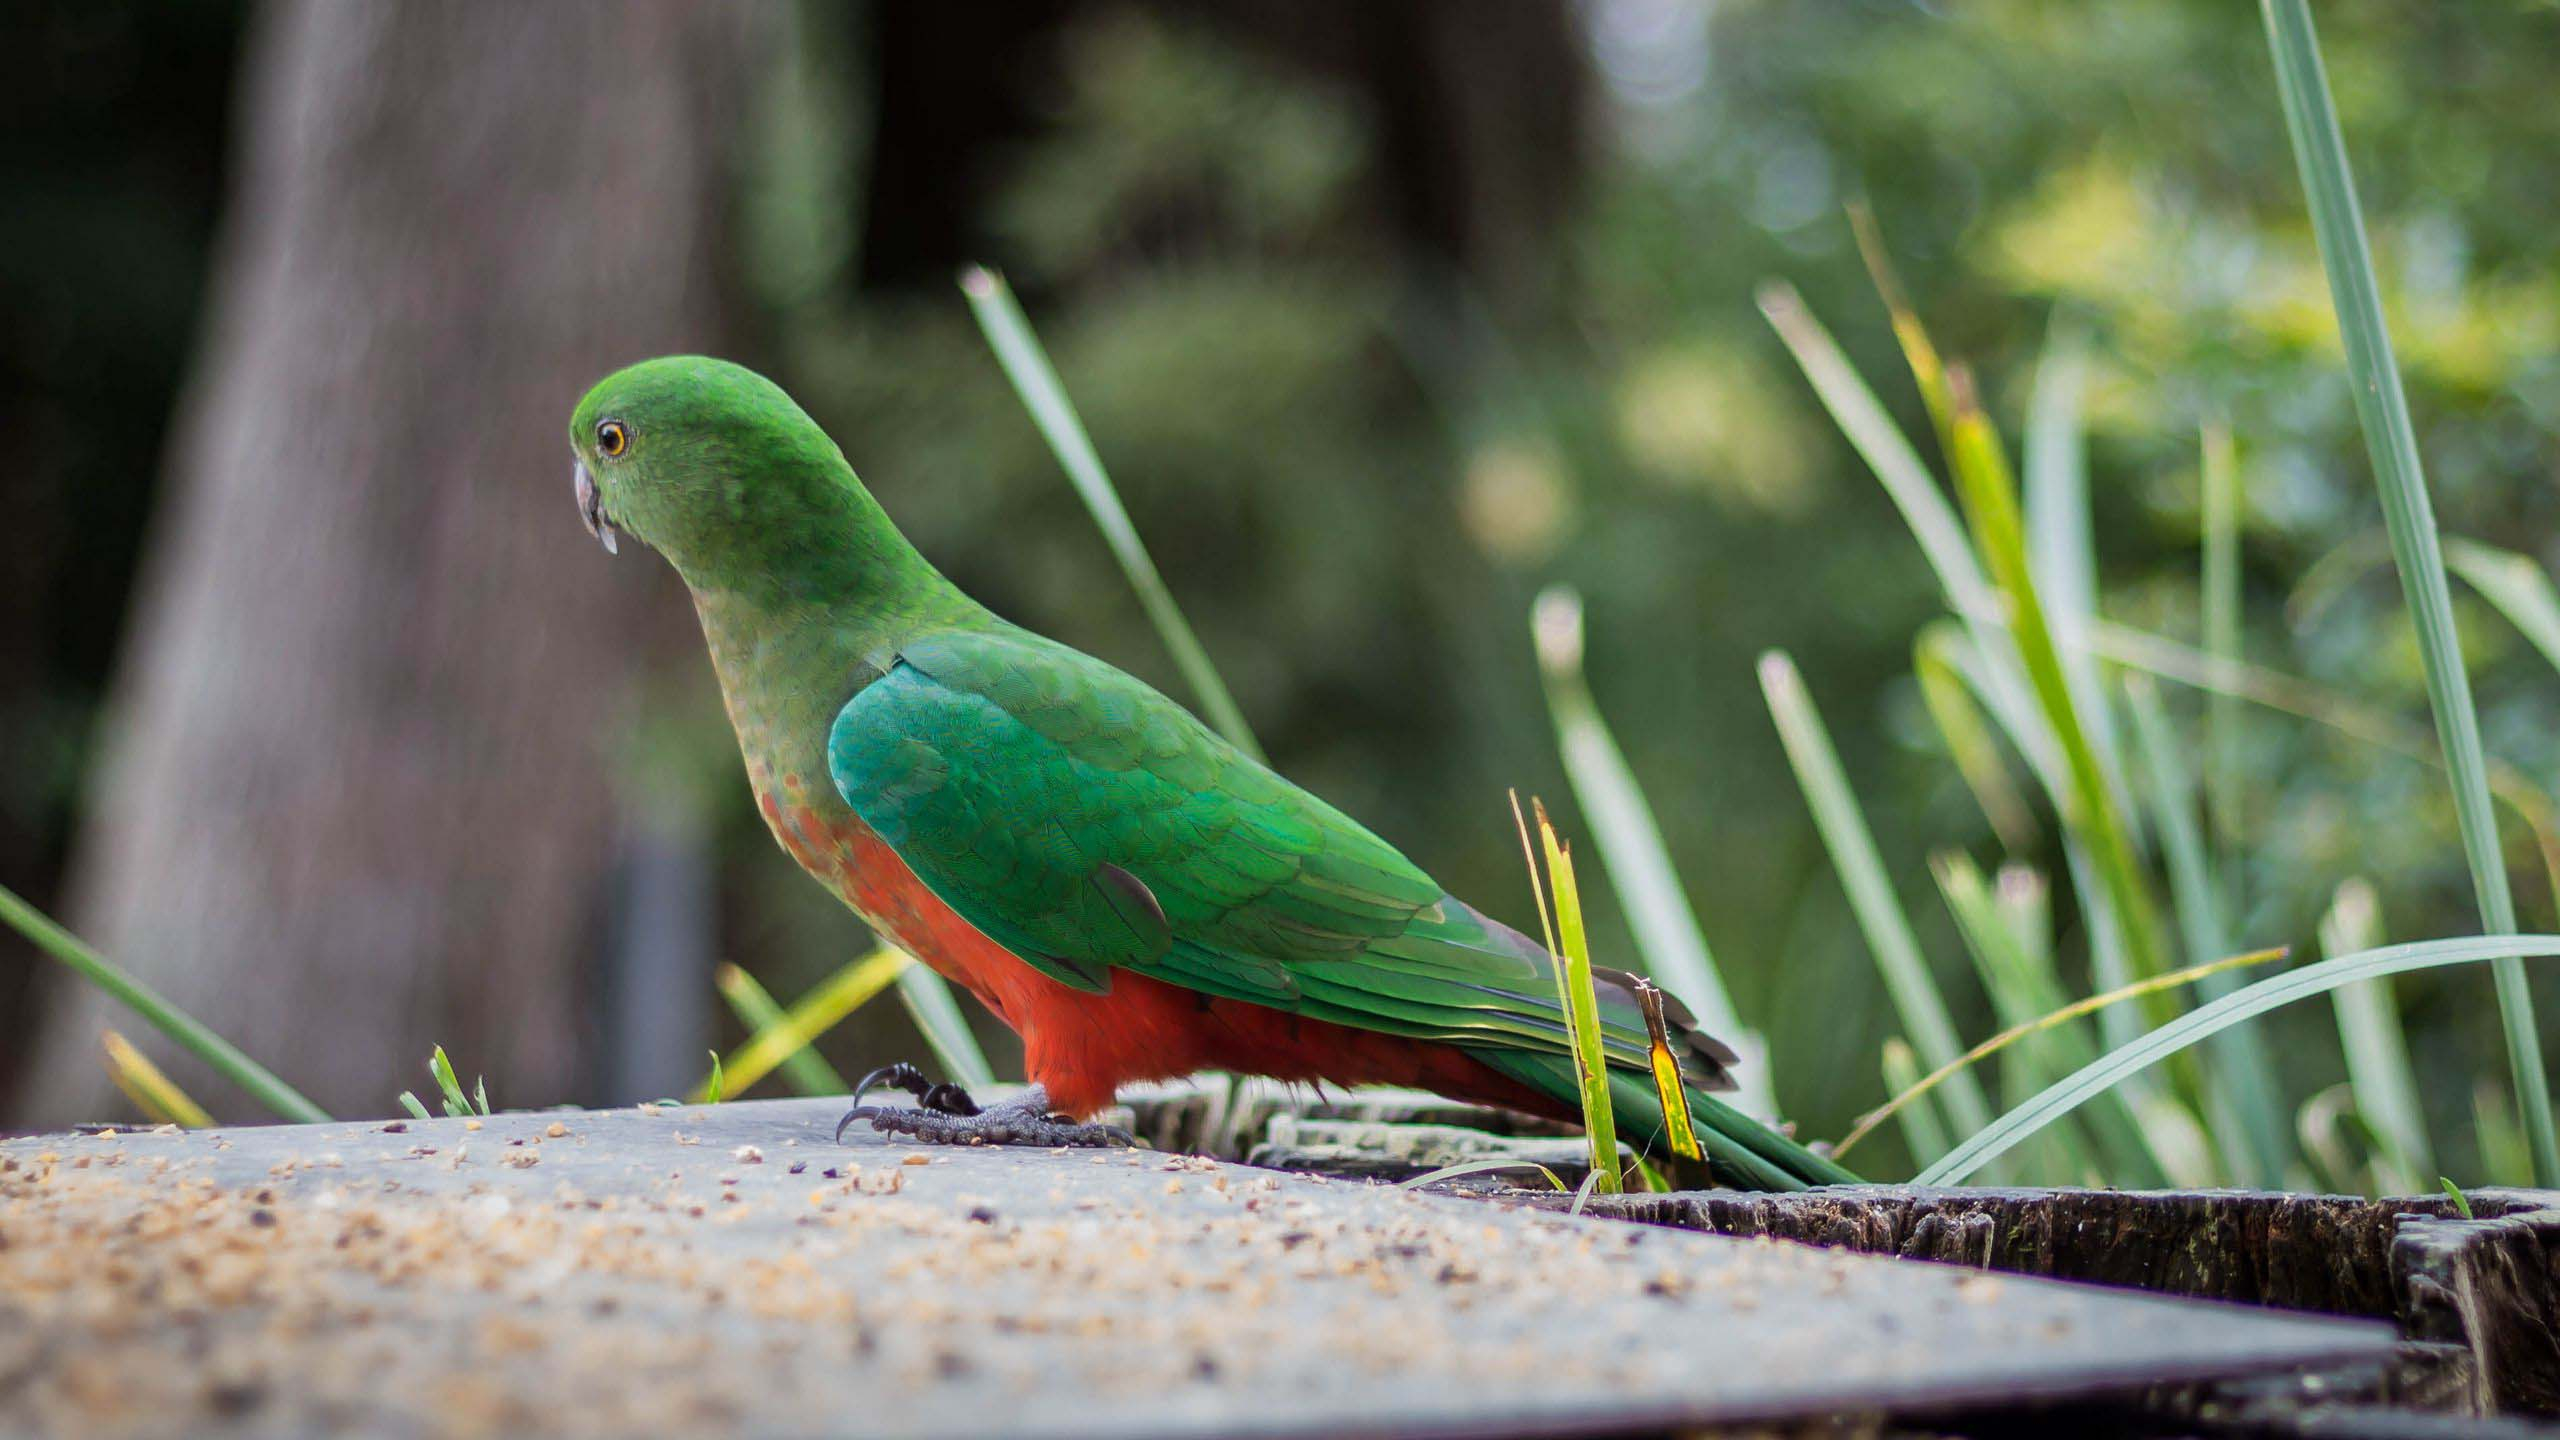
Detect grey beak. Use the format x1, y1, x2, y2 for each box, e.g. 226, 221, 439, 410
573, 457, 619, 555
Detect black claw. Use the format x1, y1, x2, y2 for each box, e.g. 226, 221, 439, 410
848, 1063, 937, 1108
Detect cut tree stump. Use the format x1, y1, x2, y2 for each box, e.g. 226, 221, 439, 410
0, 1097, 2394, 1438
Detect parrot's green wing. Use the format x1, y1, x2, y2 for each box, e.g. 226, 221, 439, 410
828, 627, 1851, 1187
831, 629, 1653, 1056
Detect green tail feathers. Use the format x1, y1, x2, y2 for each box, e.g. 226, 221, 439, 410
1471, 1047, 1858, 1191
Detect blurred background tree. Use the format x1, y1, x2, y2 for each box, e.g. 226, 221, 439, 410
4, 0, 2554, 1172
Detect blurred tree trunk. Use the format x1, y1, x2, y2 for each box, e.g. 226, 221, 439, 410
14, 0, 771, 1124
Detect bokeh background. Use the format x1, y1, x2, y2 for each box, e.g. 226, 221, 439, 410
5, 1, 2556, 1176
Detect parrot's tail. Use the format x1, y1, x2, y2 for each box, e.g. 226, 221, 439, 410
1470, 1046, 1859, 1192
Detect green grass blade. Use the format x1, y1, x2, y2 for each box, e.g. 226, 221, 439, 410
1756, 282, 1992, 617
1759, 281, 2061, 798
1918, 933, 2560, 1185
960, 265, 1263, 761
2201, 422, 2245, 894
2125, 674, 2294, 1185
2259, 0, 2555, 1185
1530, 587, 1769, 1114
2087, 621, 2560, 916
1758, 650, 1996, 1141
714, 963, 848, 1096
1536, 807, 1621, 1194
1932, 854, 2168, 1185
2321, 879, 2433, 1194
2022, 320, 2134, 833
2444, 539, 2560, 679
1914, 623, 2038, 852
0, 882, 330, 1124
895, 961, 997, 1091
1880, 1038, 1952, 1169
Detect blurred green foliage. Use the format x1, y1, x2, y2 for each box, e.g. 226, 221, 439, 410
731, 0, 2560, 1170
12, 1, 2557, 1171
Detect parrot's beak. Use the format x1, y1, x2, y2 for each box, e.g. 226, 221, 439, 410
573, 457, 619, 555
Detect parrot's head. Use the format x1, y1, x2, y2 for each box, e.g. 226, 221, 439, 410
567, 355, 862, 585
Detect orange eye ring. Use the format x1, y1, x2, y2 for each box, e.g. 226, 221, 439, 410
596, 419, 629, 458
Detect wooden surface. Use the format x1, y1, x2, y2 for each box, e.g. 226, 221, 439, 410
0, 1097, 2397, 1438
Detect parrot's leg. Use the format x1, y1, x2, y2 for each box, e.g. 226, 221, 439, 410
832, 1064, 1133, 1149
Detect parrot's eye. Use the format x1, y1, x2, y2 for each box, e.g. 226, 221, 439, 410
596, 419, 629, 458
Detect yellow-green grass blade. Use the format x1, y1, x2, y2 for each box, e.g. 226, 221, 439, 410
0, 882, 328, 1124
101, 1029, 215, 1129
1944, 371, 2176, 1006
1633, 978, 1703, 1164
715, 963, 847, 1096
960, 265, 1263, 762
695, 947, 908, 1104
2259, 0, 2555, 1185
896, 962, 997, 1091
1536, 806, 1621, 1195
1918, 934, 2560, 1186
1531, 586, 1769, 1115
2125, 675, 2295, 1186
1758, 650, 1995, 1142
2320, 879, 2433, 1195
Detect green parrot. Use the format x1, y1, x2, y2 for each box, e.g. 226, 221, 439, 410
570, 355, 1853, 1190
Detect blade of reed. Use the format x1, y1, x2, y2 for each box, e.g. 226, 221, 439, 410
2085, 621, 2560, 934
1840, 945, 2288, 1164
1914, 622, 2038, 851
1758, 650, 1995, 1141
1943, 368, 2176, 1005
1535, 802, 1622, 1194
1880, 1039, 1951, 1169
1917, 934, 2560, 1185
2321, 879, 2434, 1194
1932, 855, 2089, 1180
695, 947, 908, 1104
1933, 853, 2176, 1184
2259, 0, 2555, 1184
2472, 1080, 2532, 1188
2201, 422, 2245, 895
715, 962, 848, 1096
1530, 586, 1769, 1113
895, 960, 997, 1090
1758, 280, 2063, 795
0, 882, 329, 1124
2125, 673, 2294, 1185
960, 265, 1263, 761
2022, 319, 2137, 834
102, 1029, 214, 1129
2444, 538, 2560, 678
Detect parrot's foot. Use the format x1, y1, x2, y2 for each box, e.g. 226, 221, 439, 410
833, 1065, 1133, 1149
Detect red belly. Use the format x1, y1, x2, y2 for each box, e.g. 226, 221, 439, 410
756, 789, 1560, 1120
